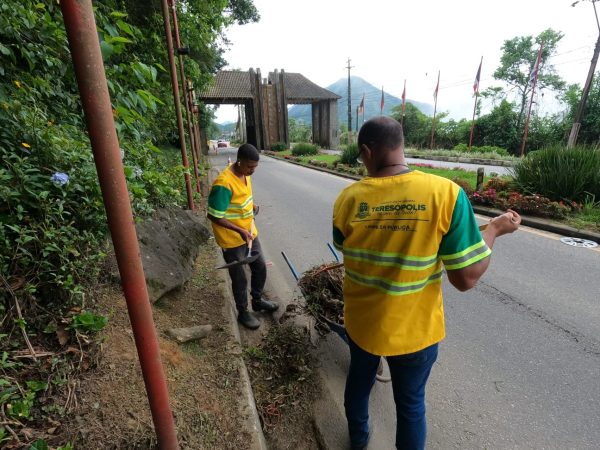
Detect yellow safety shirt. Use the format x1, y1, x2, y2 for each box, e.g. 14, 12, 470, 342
208, 165, 257, 248
332, 170, 490, 356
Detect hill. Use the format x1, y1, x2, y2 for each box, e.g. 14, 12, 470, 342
287, 76, 433, 128
216, 121, 236, 138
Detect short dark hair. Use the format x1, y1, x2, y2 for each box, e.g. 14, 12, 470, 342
237, 143, 260, 162
358, 116, 404, 151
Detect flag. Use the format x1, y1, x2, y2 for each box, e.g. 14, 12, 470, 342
473, 57, 482, 93
358, 94, 365, 115
529, 44, 543, 84
433, 71, 440, 102
528, 67, 538, 84
380, 87, 385, 114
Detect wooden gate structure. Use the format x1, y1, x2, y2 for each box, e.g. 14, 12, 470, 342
197, 69, 340, 151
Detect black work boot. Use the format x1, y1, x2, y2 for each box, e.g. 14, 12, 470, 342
251, 297, 279, 313
238, 309, 260, 330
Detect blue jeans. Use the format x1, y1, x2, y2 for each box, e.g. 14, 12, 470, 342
344, 336, 438, 449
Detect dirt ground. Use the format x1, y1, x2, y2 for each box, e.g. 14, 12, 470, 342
55, 232, 323, 450
63, 241, 252, 449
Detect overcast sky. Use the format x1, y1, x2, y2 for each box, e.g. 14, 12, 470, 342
214, 0, 599, 123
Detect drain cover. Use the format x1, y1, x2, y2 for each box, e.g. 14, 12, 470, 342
559, 237, 598, 248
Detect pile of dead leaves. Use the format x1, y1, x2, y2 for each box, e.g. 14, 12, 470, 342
298, 263, 344, 330
243, 325, 316, 430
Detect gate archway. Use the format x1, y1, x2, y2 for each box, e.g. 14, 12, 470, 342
197, 69, 340, 151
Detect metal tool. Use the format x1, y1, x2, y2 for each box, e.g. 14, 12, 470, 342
216, 239, 260, 269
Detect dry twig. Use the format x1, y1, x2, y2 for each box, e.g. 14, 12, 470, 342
0, 273, 36, 359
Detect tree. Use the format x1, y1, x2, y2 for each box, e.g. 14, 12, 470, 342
492, 28, 566, 128
476, 100, 521, 154
288, 118, 311, 143
390, 103, 431, 149
562, 78, 600, 145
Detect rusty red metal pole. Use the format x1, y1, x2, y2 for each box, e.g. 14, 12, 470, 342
161, 0, 195, 209
59, 2, 179, 449
169, 0, 201, 193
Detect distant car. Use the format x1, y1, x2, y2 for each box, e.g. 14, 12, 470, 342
217, 139, 228, 148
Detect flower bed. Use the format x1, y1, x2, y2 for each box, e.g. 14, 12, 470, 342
470, 178, 580, 219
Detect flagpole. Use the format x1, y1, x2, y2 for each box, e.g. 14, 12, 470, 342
361, 92, 364, 124
430, 70, 440, 149
401, 79, 406, 128
520, 43, 544, 157
468, 92, 479, 150
380, 86, 384, 116
469, 56, 483, 151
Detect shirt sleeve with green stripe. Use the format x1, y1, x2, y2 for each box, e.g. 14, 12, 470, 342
439, 188, 491, 270
208, 184, 232, 219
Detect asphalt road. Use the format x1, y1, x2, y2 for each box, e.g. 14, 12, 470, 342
210, 148, 600, 449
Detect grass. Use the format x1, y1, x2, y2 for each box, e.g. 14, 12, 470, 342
563, 196, 600, 232
409, 165, 480, 186
405, 147, 518, 162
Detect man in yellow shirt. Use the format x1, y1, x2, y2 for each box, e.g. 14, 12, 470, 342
208, 144, 278, 329
332, 117, 520, 449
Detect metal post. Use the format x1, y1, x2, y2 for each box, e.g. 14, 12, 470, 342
170, 0, 201, 193
161, 0, 194, 209
476, 167, 485, 191
468, 91, 479, 151
346, 58, 353, 135
59, 2, 179, 448
430, 71, 440, 149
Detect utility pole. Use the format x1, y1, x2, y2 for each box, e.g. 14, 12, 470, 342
568, 0, 600, 148
346, 58, 353, 141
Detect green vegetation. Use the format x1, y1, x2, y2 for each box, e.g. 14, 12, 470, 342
405, 147, 516, 161
511, 146, 600, 202
409, 164, 482, 187
339, 143, 360, 165
270, 142, 287, 152
564, 194, 600, 230
288, 118, 311, 143
291, 142, 319, 156
0, 0, 259, 447
452, 143, 509, 156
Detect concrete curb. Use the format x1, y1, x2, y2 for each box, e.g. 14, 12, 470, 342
205, 169, 268, 450
473, 205, 600, 243
264, 154, 600, 244
404, 153, 516, 167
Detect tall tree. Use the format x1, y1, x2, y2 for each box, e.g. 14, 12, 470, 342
492, 28, 566, 128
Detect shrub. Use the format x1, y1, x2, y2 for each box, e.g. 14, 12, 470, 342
452, 177, 474, 196
271, 142, 287, 152
452, 143, 509, 156
338, 143, 360, 166
470, 190, 577, 219
291, 142, 319, 156
511, 145, 600, 202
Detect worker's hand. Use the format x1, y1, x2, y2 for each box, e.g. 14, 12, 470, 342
253, 204, 260, 216
238, 228, 254, 244
488, 209, 521, 236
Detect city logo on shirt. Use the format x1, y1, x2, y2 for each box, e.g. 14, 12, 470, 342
355, 202, 370, 219
371, 202, 426, 213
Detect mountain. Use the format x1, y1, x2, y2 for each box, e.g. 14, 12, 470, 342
216, 121, 236, 137
288, 76, 433, 128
